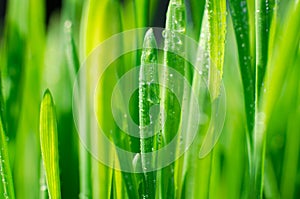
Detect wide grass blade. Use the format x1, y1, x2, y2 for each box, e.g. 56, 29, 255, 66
39, 90, 61, 199
257, 2, 300, 198
139, 28, 159, 199
262, 1, 300, 119
80, 1, 121, 197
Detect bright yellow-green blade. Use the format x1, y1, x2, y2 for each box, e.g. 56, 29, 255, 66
207, 0, 227, 100
39, 90, 61, 199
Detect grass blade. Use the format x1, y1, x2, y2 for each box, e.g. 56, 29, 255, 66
207, 0, 226, 100
255, 0, 275, 99
139, 28, 159, 199
160, 0, 186, 198
80, 1, 121, 197
134, 0, 149, 27
259, 2, 300, 198
0, 76, 15, 199
64, 20, 80, 82
39, 89, 61, 199
229, 0, 255, 138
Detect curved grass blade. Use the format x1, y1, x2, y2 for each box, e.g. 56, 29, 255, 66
0, 77, 15, 199
207, 0, 226, 100
39, 90, 61, 199
139, 28, 159, 199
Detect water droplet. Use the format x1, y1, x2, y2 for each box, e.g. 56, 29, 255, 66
41, 185, 47, 191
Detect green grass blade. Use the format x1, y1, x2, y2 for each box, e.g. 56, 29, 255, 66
182, 10, 212, 199
253, 0, 276, 197
229, 0, 255, 138
0, 120, 15, 199
39, 90, 61, 199
80, 1, 121, 197
255, 0, 275, 100
258, 2, 300, 198
207, 0, 226, 100
280, 64, 300, 198
64, 20, 80, 82
186, 0, 206, 41
262, 1, 300, 118
160, 0, 186, 198
0, 77, 15, 199
134, 0, 149, 27
139, 28, 159, 199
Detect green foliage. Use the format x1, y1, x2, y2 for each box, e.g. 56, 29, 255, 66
0, 0, 299, 198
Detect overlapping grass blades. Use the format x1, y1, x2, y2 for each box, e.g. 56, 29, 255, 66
160, 1, 186, 198
0, 0, 299, 198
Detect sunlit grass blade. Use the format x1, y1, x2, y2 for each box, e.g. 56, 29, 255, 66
207, 0, 226, 100
39, 90, 61, 199
139, 28, 159, 199
0, 77, 15, 199
134, 0, 149, 27
80, 1, 121, 197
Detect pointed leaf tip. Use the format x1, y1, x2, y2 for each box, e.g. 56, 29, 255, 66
143, 28, 157, 49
